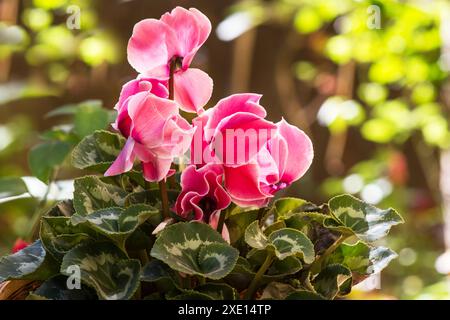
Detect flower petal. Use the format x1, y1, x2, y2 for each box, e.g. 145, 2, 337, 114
174, 68, 213, 113
161, 7, 211, 68
277, 119, 314, 184
205, 93, 265, 141
223, 163, 271, 208
127, 18, 172, 76
127, 92, 179, 147
104, 138, 136, 176
142, 156, 175, 182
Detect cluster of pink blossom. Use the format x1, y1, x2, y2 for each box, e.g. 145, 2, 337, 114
105, 7, 314, 235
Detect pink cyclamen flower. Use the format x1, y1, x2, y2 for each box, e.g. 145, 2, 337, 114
127, 7, 213, 114
223, 119, 314, 207
175, 164, 231, 241
193, 93, 278, 166
114, 77, 169, 138
105, 91, 195, 182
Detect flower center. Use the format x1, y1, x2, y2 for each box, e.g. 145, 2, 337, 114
170, 56, 184, 72
199, 197, 217, 222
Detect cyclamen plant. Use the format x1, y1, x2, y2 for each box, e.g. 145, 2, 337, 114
0, 7, 403, 301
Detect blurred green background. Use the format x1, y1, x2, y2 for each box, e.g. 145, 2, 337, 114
1, 0, 450, 299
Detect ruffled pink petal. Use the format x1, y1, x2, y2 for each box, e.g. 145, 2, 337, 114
205, 93, 265, 141
180, 165, 210, 196
127, 19, 172, 76
213, 175, 231, 210
104, 138, 136, 176
277, 119, 314, 184
223, 164, 271, 208
174, 68, 213, 113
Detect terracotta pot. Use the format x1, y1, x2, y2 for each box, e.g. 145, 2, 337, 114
0, 280, 41, 300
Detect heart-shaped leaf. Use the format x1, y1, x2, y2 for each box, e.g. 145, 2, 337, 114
325, 194, 404, 242
245, 221, 268, 250
330, 241, 398, 275
313, 263, 352, 299
245, 221, 314, 263
74, 101, 110, 138
0, 240, 58, 282
151, 222, 239, 280
70, 204, 158, 251
73, 176, 128, 215
72, 130, 125, 172
40, 216, 97, 261
141, 260, 176, 283
269, 229, 315, 263
226, 209, 259, 248
29, 140, 72, 183
61, 242, 140, 300
274, 197, 310, 219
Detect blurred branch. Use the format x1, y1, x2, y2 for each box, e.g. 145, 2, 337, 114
0, 0, 19, 82
275, 30, 312, 136
324, 61, 355, 176
231, 28, 257, 92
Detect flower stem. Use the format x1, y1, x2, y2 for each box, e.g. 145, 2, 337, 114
244, 251, 274, 300
157, 59, 177, 219
159, 180, 170, 218
169, 59, 175, 100
216, 209, 227, 234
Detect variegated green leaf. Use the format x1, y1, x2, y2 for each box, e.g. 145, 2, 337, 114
0, 240, 58, 282
285, 212, 329, 230
245, 221, 269, 250
151, 222, 239, 280
73, 176, 128, 215
61, 242, 140, 300
330, 241, 398, 275
71, 130, 125, 172
32, 275, 98, 300
40, 216, 97, 261
70, 204, 158, 251
326, 194, 404, 242
245, 221, 315, 263
313, 263, 352, 299
226, 209, 259, 248
269, 229, 315, 263
274, 197, 310, 219
125, 190, 179, 211
141, 260, 176, 283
